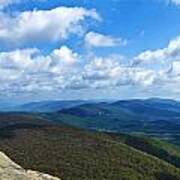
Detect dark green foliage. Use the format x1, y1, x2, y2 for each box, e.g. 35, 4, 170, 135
108, 133, 180, 168
0, 114, 179, 180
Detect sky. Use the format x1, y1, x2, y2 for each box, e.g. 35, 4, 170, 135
0, 0, 180, 102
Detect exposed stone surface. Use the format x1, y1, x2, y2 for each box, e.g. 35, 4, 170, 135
0, 152, 60, 180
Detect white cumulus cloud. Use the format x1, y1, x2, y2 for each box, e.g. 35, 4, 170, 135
134, 36, 180, 65
51, 46, 79, 65
0, 47, 160, 96
0, 7, 100, 47
85, 31, 126, 47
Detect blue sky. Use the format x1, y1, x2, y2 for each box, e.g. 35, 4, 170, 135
0, 0, 180, 102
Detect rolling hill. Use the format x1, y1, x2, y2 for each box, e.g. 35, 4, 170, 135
0, 113, 179, 180
42, 99, 180, 146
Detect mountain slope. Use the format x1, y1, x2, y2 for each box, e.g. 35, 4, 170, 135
0, 114, 179, 180
111, 99, 180, 120
108, 133, 180, 168
52, 99, 180, 145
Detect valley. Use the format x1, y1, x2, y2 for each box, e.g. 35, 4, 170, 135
0, 99, 180, 179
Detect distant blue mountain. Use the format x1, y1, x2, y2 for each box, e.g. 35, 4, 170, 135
0, 98, 180, 144
0, 99, 114, 112
112, 98, 180, 110
0, 101, 22, 112
43, 98, 180, 145
1, 98, 180, 115
111, 98, 180, 120
57, 98, 180, 121
14, 100, 88, 112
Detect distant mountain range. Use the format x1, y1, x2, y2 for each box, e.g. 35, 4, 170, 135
14, 100, 87, 112
1, 98, 180, 145
59, 98, 180, 120
0, 99, 180, 179
0, 99, 110, 112
1, 98, 180, 113
38, 98, 180, 146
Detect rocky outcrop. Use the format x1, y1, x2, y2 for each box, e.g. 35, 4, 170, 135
0, 152, 60, 180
